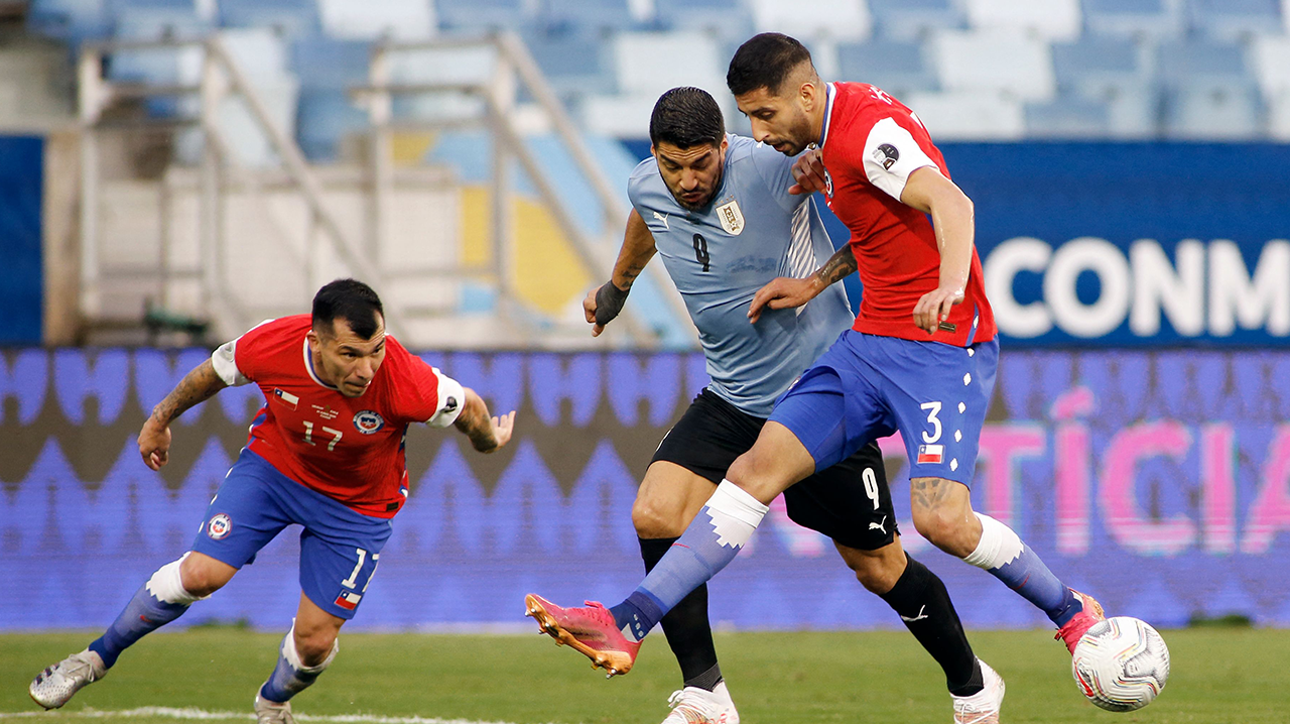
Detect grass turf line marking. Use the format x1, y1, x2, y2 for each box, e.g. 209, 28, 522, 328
0, 708, 537, 724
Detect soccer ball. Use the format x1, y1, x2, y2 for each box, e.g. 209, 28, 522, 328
1071, 616, 1170, 712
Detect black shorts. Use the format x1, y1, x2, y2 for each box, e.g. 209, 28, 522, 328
651, 388, 899, 551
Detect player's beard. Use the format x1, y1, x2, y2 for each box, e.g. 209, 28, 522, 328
768, 110, 816, 157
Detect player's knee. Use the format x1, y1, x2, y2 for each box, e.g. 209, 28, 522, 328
178, 555, 232, 598
293, 626, 339, 667
839, 545, 905, 594
631, 496, 686, 539
913, 508, 975, 558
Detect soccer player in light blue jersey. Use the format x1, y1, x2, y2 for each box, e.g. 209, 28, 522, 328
528, 87, 995, 724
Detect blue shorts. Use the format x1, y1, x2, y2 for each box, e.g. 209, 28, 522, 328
769, 330, 999, 487
191, 449, 393, 620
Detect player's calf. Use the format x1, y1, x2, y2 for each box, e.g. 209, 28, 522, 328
259, 621, 339, 704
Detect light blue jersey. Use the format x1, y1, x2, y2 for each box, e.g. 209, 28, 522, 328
628, 134, 854, 417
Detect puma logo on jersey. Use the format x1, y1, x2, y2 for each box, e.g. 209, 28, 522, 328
652, 211, 670, 230
869, 516, 887, 534
900, 605, 929, 623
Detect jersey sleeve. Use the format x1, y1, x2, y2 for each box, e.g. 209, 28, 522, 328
211, 318, 276, 386
861, 115, 939, 202
399, 347, 467, 428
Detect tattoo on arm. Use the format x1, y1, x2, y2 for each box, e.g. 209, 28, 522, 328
151, 359, 227, 426
454, 392, 498, 452
813, 245, 858, 286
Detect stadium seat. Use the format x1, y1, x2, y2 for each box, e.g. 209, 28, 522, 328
290, 37, 372, 160
1186, 0, 1283, 42
653, 0, 754, 43
1163, 83, 1263, 139
1156, 40, 1251, 91
219, 0, 321, 39
836, 40, 938, 97
435, 0, 527, 33
932, 29, 1056, 101
963, 0, 1081, 41
522, 29, 616, 102
1023, 94, 1111, 138
318, 0, 435, 40
540, 0, 640, 34
612, 31, 726, 100
1098, 79, 1161, 138
747, 0, 873, 43
1082, 0, 1184, 41
1251, 36, 1290, 100
1051, 36, 1151, 98
27, 0, 112, 45
1267, 89, 1290, 140
904, 90, 1025, 139
867, 0, 966, 41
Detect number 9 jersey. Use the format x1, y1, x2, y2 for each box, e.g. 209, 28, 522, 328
210, 315, 464, 518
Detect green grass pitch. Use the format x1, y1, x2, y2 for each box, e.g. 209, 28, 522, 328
2, 628, 1285, 723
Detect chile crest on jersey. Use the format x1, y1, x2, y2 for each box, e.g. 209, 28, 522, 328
353, 410, 385, 434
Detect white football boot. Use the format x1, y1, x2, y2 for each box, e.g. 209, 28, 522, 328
662, 681, 740, 724
952, 659, 1005, 724
254, 695, 297, 724
29, 649, 107, 709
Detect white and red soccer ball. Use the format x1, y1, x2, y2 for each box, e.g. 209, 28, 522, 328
1071, 616, 1170, 712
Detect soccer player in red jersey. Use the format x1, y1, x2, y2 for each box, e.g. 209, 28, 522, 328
526, 34, 1106, 724
30, 279, 515, 723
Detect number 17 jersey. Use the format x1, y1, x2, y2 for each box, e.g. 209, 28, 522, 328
210, 315, 464, 518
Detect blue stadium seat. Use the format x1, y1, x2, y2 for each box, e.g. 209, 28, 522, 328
1023, 94, 1111, 138
653, 0, 754, 42
868, 0, 966, 41
290, 37, 371, 160
1082, 0, 1184, 40
836, 40, 938, 97
219, 0, 321, 38
27, 0, 112, 45
540, 0, 639, 34
747, 0, 873, 43
522, 29, 616, 101
964, 0, 1082, 42
1163, 83, 1263, 139
436, 0, 528, 33
1187, 0, 1283, 42
1051, 37, 1149, 97
1156, 40, 1251, 91
318, 0, 435, 40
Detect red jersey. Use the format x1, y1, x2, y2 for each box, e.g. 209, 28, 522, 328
210, 315, 465, 518
818, 82, 996, 346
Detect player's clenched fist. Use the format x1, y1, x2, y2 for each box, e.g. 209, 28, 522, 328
789, 148, 827, 195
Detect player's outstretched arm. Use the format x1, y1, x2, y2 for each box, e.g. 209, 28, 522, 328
901, 166, 975, 334
748, 244, 858, 323
138, 358, 228, 470
453, 387, 516, 453
584, 209, 657, 337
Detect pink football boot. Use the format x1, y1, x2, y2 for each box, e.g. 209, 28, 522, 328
524, 594, 641, 676
1055, 589, 1106, 654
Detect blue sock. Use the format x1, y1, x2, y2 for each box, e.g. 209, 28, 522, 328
610, 481, 768, 641
964, 513, 1080, 626
88, 583, 190, 668
259, 627, 335, 703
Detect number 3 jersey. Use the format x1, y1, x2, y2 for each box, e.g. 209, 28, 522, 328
628, 133, 855, 417
210, 315, 465, 518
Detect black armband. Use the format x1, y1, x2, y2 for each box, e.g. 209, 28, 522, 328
594, 280, 630, 326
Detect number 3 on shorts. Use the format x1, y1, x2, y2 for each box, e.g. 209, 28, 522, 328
920, 401, 943, 443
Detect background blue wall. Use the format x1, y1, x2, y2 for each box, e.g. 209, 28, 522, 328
0, 136, 43, 345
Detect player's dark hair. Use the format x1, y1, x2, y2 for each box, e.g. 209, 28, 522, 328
649, 87, 725, 149
727, 32, 814, 97
312, 278, 384, 339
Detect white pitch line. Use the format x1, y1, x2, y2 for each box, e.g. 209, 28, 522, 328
0, 708, 543, 724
